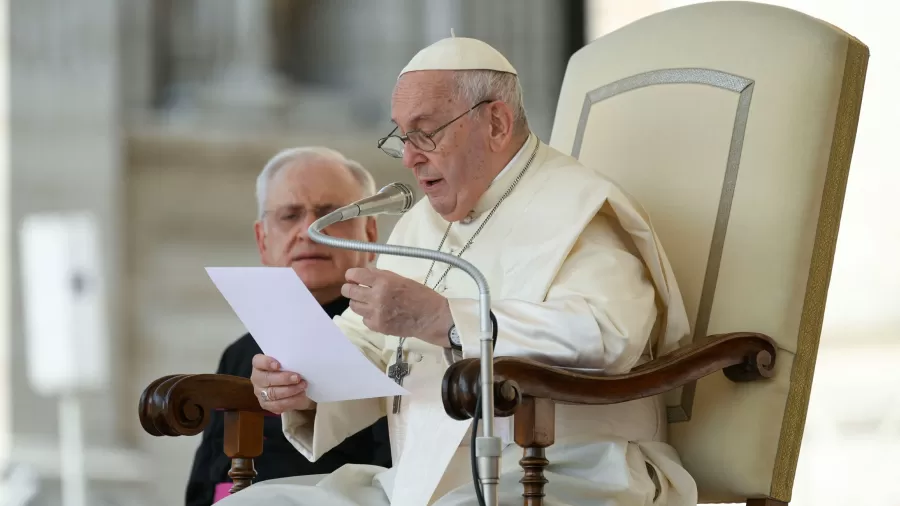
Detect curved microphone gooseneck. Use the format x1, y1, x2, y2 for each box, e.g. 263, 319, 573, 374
307, 182, 500, 506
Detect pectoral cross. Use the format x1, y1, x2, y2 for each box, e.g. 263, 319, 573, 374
388, 341, 410, 414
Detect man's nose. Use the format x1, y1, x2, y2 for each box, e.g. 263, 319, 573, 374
402, 142, 427, 169
294, 214, 318, 239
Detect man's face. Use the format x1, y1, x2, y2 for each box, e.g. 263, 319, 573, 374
254, 160, 377, 302
391, 71, 491, 222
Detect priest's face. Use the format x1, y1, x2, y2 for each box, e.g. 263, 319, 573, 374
254, 160, 378, 304
391, 71, 492, 222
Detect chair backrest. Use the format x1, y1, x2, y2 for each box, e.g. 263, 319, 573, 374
549, 2, 868, 503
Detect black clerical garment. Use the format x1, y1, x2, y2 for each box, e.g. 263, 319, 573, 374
185, 296, 392, 506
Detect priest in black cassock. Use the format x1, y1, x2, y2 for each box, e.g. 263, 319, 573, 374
185, 147, 391, 505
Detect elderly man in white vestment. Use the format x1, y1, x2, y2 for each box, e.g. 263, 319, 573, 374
218, 37, 698, 506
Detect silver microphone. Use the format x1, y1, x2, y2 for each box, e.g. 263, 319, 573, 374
329, 182, 415, 222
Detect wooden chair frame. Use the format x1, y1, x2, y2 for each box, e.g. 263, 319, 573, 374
139, 331, 779, 504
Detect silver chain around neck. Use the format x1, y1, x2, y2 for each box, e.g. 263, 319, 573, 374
422, 139, 540, 291
395, 139, 539, 354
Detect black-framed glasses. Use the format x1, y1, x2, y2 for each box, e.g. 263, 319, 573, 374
376, 100, 492, 158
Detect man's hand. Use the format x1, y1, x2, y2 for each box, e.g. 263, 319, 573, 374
342, 267, 454, 347
250, 354, 314, 414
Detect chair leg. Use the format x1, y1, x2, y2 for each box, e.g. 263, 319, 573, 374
747, 499, 788, 506
514, 397, 555, 506
224, 410, 264, 494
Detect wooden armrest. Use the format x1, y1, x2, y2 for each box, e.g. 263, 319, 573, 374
139, 373, 263, 437
442, 332, 776, 421
138, 373, 265, 494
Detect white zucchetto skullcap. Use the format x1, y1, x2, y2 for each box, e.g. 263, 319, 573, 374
399, 30, 517, 78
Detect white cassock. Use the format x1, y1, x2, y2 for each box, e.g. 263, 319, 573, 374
217, 132, 699, 506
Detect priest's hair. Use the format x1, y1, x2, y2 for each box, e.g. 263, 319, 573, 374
255, 146, 376, 220
454, 70, 529, 133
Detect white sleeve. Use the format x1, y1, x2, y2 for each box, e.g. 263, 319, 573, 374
447, 213, 657, 374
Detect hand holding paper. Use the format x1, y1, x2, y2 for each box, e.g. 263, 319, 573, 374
206, 266, 409, 403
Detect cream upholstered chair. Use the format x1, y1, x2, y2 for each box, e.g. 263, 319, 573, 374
449, 2, 867, 505
140, 2, 868, 504
548, 2, 868, 503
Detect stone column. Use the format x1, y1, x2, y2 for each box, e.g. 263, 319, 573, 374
422, 0, 464, 42
279, 0, 424, 131
198, 0, 290, 126
451, 0, 571, 140
118, 0, 155, 119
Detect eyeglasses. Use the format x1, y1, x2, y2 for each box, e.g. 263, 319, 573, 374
377, 100, 492, 158
261, 204, 340, 233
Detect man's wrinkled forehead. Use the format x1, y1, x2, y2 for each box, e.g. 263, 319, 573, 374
267, 162, 363, 207
391, 71, 459, 128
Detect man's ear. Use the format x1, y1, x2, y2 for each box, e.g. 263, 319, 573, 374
487, 102, 515, 152
254, 220, 268, 263
365, 217, 379, 262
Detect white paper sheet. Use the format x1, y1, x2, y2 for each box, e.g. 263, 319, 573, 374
206, 266, 409, 403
